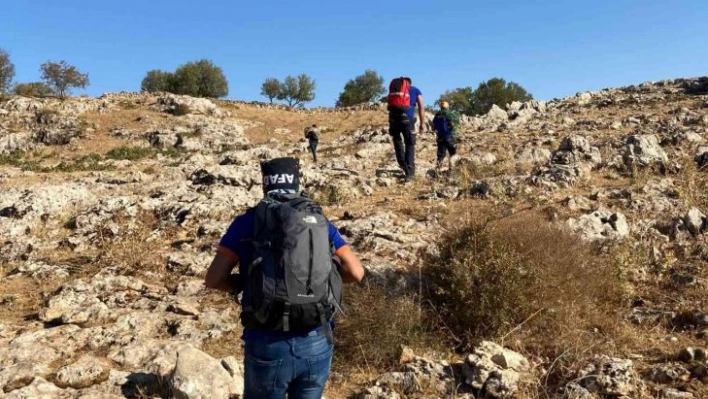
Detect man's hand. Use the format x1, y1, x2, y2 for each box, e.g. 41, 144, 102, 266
205, 252, 238, 293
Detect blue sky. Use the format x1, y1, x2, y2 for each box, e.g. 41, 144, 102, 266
2, 1, 707, 107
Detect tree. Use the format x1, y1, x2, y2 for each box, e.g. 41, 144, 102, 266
260, 78, 282, 103
469, 78, 532, 115
170, 59, 228, 98
40, 60, 89, 98
335, 70, 385, 107
277, 74, 316, 108
141, 69, 173, 93
438, 78, 533, 115
0, 48, 15, 94
438, 87, 475, 114
13, 82, 55, 97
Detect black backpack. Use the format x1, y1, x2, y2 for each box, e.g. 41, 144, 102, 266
242, 192, 343, 337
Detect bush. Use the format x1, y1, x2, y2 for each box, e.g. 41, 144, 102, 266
310, 183, 350, 206
105, 146, 155, 161
334, 277, 440, 370
14, 82, 55, 97
439, 78, 533, 115
141, 60, 228, 98
140, 69, 173, 93
423, 211, 623, 350
171, 59, 228, 98
172, 104, 191, 116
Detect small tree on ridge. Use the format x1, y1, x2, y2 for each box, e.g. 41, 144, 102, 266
40, 60, 89, 98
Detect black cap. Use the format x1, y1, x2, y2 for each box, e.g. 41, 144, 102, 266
260, 157, 300, 193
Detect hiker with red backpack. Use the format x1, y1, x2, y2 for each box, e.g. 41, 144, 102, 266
387, 77, 425, 182
205, 157, 365, 399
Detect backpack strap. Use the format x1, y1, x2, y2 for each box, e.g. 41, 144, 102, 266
283, 302, 291, 332
316, 302, 333, 344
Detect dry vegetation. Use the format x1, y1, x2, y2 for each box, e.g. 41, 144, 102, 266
219, 102, 388, 144
2, 83, 708, 397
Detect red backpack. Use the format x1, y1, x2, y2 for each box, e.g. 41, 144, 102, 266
387, 77, 411, 112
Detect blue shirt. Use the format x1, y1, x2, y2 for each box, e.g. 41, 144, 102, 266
407, 86, 422, 121
218, 210, 349, 338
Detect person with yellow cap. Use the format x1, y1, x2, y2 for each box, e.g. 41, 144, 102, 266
432, 100, 460, 174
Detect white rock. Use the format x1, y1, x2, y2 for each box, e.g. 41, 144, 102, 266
54, 355, 107, 389
170, 344, 243, 399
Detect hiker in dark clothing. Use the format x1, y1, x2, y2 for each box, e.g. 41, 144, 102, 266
205, 157, 365, 399
432, 100, 460, 174
304, 124, 320, 164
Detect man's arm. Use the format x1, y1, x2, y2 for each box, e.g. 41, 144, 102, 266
205, 251, 240, 293
416, 94, 425, 133
335, 246, 365, 283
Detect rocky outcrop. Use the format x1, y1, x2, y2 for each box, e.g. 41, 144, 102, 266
567, 208, 630, 240
359, 343, 529, 399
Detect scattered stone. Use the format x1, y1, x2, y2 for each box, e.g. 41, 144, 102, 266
567, 208, 630, 240
684, 208, 706, 235
660, 388, 695, 399
623, 134, 669, 168
574, 356, 641, 396
54, 356, 108, 389
170, 345, 243, 399
644, 363, 690, 383
462, 341, 530, 398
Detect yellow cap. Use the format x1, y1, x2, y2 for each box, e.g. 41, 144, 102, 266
440, 100, 450, 109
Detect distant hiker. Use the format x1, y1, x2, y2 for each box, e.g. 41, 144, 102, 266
205, 157, 365, 399
304, 124, 320, 164
432, 100, 460, 173
387, 77, 425, 181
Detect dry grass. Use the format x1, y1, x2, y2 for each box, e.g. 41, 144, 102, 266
333, 276, 443, 372
674, 157, 708, 209
219, 103, 387, 144
0, 275, 56, 324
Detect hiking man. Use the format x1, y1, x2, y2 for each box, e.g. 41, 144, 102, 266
304, 124, 320, 164
387, 77, 424, 182
432, 100, 460, 174
205, 157, 365, 399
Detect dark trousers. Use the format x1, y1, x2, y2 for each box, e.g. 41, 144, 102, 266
389, 117, 416, 178
309, 140, 318, 163
436, 136, 457, 166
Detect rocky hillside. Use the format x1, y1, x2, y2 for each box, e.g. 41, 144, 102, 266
1, 77, 708, 398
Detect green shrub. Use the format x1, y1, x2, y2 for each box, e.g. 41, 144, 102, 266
106, 146, 155, 161
52, 153, 113, 172
172, 104, 191, 116
310, 183, 351, 206
0, 151, 25, 166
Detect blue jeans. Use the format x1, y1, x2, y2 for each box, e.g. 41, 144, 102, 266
243, 330, 333, 399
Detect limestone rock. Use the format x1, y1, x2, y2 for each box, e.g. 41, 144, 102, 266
574, 356, 640, 396
462, 341, 529, 398
170, 344, 243, 399
54, 355, 108, 389
684, 207, 706, 235
3, 377, 72, 399
623, 134, 669, 167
